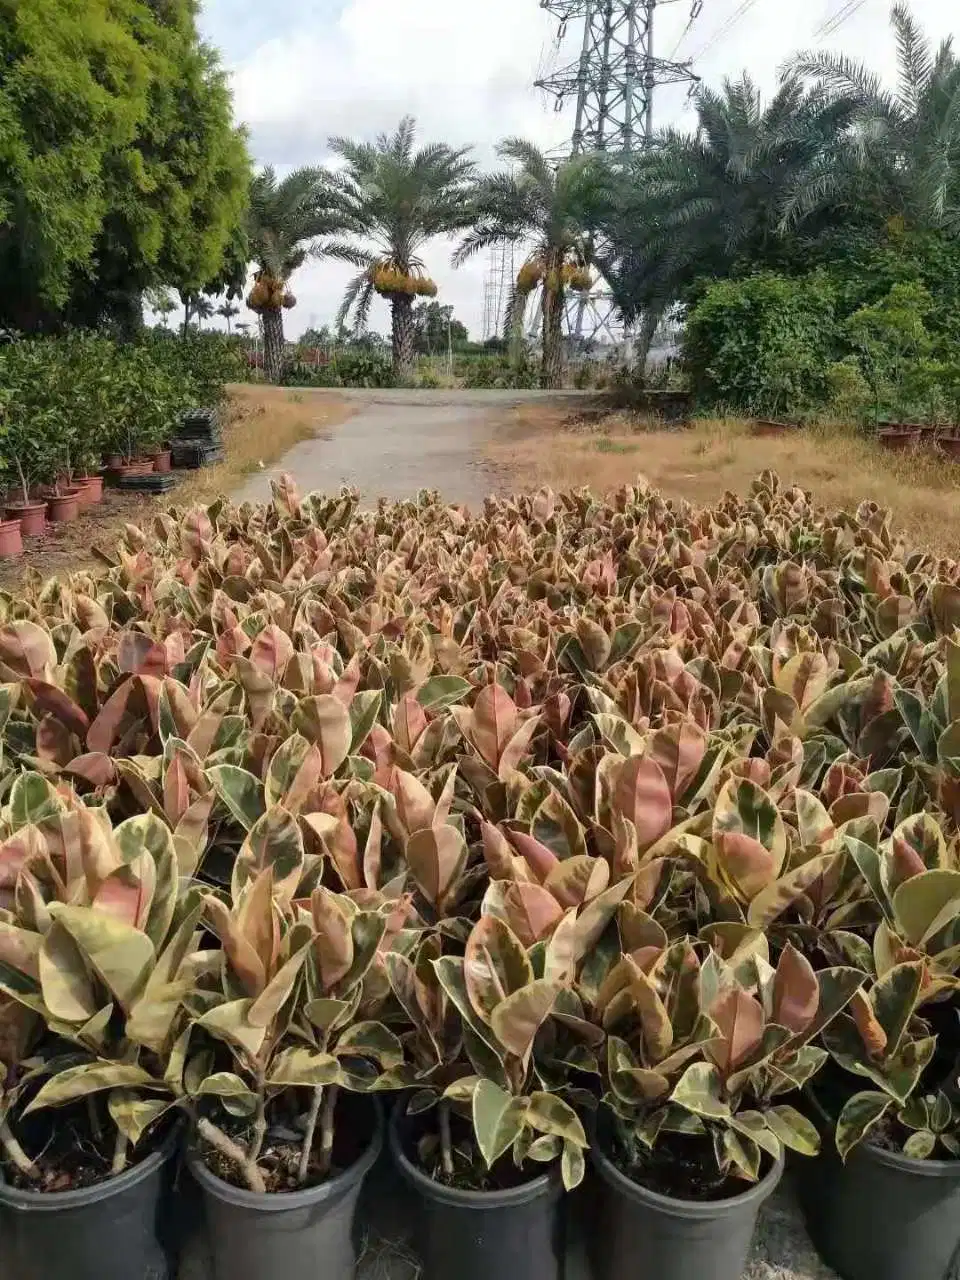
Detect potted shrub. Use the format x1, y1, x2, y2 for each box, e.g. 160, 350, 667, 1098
186, 860, 391, 1280
0, 793, 199, 1280
387, 914, 589, 1280
798, 951, 960, 1280
0, 378, 49, 536
589, 941, 862, 1280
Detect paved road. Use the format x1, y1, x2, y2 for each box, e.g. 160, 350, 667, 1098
234, 388, 591, 508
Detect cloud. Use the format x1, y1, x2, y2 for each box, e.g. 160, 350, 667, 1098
200, 0, 960, 339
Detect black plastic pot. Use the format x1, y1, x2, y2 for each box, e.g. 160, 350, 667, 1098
590, 1131, 784, 1280
189, 1096, 383, 1280
0, 1128, 178, 1280
388, 1103, 565, 1280
797, 1138, 960, 1280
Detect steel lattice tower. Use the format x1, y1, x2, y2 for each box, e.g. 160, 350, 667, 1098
535, 0, 701, 350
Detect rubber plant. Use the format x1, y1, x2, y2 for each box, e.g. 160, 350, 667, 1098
189, 849, 401, 1193
391, 913, 589, 1191
0, 788, 206, 1185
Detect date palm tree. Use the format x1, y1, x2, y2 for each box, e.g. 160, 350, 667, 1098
783, 3, 960, 232
329, 118, 475, 381
454, 140, 614, 389
246, 166, 343, 383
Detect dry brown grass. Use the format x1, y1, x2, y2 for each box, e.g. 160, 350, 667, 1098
174, 383, 353, 506
488, 407, 960, 558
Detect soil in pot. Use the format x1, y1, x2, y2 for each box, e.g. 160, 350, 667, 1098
389, 1102, 565, 1280
190, 1090, 382, 1280
0, 518, 23, 558
47, 492, 80, 523
589, 1112, 783, 1280
0, 1095, 179, 1280
5, 502, 47, 537
797, 1087, 960, 1280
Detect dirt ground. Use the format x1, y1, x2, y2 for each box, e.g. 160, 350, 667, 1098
488, 405, 960, 559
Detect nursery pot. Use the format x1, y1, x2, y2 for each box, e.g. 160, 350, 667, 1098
47, 491, 80, 524
189, 1095, 383, 1280
0, 518, 23, 558
389, 1103, 565, 1280
878, 428, 918, 451
752, 419, 798, 437
590, 1126, 784, 1280
938, 435, 960, 460
0, 1128, 179, 1280
796, 1137, 960, 1280
75, 475, 104, 506
5, 502, 46, 537
151, 449, 172, 473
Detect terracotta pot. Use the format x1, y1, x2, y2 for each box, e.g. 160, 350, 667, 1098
75, 475, 105, 506
752, 419, 799, 437
878, 428, 918, 452
150, 449, 172, 474
105, 453, 125, 470
109, 461, 155, 482
47, 493, 80, 524
0, 518, 23, 559
939, 436, 960, 459
6, 502, 47, 537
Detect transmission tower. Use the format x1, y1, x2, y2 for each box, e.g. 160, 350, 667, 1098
482, 244, 516, 341
534, 0, 702, 351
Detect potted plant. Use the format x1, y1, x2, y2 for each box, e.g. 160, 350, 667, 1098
0, 379, 49, 536
589, 940, 862, 1280
186, 859, 391, 1280
387, 913, 589, 1280
798, 947, 960, 1280
0, 792, 199, 1280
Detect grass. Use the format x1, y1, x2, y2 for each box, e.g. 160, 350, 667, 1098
487, 408, 960, 558
173, 383, 352, 507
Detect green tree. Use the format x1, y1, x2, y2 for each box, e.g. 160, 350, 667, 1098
414, 301, 468, 355
784, 4, 960, 232
455, 140, 614, 388
216, 300, 240, 334
245, 166, 343, 383
0, 0, 249, 332
331, 117, 475, 381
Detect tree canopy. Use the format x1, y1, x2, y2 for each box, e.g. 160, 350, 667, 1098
0, 0, 249, 332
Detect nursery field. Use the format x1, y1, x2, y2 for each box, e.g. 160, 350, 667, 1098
489, 407, 960, 559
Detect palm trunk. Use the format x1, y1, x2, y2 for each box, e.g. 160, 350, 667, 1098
263, 307, 285, 384
391, 294, 415, 382
541, 282, 565, 390
635, 308, 662, 379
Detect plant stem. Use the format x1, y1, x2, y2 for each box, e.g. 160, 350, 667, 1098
247, 1082, 268, 1169
298, 1086, 324, 1185
13, 454, 28, 506
439, 1098, 454, 1178
197, 1118, 266, 1194
0, 1116, 39, 1181
87, 1096, 103, 1143
111, 1128, 128, 1177
317, 1084, 338, 1179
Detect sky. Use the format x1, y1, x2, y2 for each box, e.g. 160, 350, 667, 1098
197, 0, 959, 341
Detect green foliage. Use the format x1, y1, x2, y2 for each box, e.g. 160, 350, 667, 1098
682, 273, 837, 415
0, 0, 249, 331
845, 281, 937, 424
460, 353, 538, 390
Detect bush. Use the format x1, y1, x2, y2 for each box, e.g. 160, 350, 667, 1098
683, 272, 838, 416
460, 353, 538, 389
0, 330, 239, 498
331, 349, 396, 388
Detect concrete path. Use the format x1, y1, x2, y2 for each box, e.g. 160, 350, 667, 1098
235, 388, 590, 508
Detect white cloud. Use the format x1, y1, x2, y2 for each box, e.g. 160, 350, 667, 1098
201, 0, 960, 339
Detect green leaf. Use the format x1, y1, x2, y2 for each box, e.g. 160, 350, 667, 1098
490, 978, 560, 1063
349, 690, 383, 752
903, 1129, 938, 1159
526, 1092, 587, 1146
472, 1078, 526, 1169
108, 1091, 174, 1146
892, 870, 960, 947
194, 1071, 259, 1117
765, 1104, 820, 1155
836, 1091, 892, 1161
267, 1047, 341, 1087
24, 1061, 158, 1114
417, 676, 473, 711
49, 905, 155, 1012
464, 916, 533, 1024
207, 765, 265, 831
670, 1063, 731, 1120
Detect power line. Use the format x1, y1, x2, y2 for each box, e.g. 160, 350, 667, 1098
685, 0, 763, 64
815, 0, 869, 40
668, 0, 705, 59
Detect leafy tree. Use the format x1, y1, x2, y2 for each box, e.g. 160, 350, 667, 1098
331, 117, 475, 381
682, 273, 838, 416
784, 4, 960, 232
455, 140, 614, 388
245, 166, 344, 383
0, 0, 250, 333
216, 300, 240, 334
846, 280, 935, 423
414, 301, 468, 355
